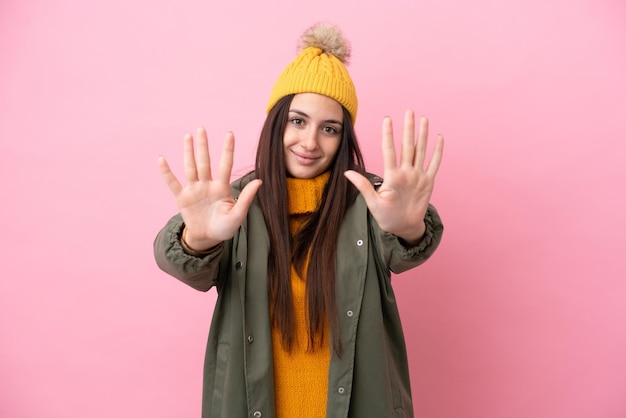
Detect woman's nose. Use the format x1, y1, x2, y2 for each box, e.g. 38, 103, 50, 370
300, 128, 319, 150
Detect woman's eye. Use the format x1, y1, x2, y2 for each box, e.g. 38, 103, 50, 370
291, 118, 303, 125
323, 126, 338, 134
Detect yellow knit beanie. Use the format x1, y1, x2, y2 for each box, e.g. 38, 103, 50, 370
267, 23, 358, 125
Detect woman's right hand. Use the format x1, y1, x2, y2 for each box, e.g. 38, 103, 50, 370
158, 127, 262, 251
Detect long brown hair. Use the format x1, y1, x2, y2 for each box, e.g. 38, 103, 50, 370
255, 95, 366, 354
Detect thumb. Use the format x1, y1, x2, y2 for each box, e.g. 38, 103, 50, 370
231, 179, 262, 219
344, 170, 378, 204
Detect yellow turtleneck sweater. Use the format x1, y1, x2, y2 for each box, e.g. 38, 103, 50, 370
272, 171, 331, 418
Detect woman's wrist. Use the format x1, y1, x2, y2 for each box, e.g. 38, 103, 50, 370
181, 226, 222, 256
396, 221, 426, 248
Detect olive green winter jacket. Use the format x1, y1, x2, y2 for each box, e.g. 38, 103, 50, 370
154, 173, 444, 418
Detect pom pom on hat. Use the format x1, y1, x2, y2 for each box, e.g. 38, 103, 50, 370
267, 23, 358, 124
298, 23, 351, 64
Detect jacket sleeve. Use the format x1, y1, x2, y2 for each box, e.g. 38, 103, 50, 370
153, 213, 227, 292
372, 203, 444, 274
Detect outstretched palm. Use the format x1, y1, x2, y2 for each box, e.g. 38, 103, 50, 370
158, 127, 262, 250
345, 110, 443, 245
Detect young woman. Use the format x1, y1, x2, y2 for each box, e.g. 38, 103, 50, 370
155, 23, 444, 418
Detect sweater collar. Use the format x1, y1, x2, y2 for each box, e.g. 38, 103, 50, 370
285, 172, 330, 215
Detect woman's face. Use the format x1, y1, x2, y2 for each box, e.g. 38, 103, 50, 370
283, 93, 344, 179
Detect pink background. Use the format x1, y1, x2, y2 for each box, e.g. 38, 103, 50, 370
2, 0, 625, 417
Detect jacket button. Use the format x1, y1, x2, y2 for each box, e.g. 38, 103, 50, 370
338, 386, 346, 394
356, 239, 364, 247
235, 261, 243, 270
346, 310, 354, 318
253, 411, 262, 418
247, 334, 254, 343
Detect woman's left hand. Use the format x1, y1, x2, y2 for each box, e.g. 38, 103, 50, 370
344, 110, 444, 246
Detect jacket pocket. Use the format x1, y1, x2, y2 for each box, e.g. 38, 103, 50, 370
208, 342, 230, 417
393, 386, 406, 417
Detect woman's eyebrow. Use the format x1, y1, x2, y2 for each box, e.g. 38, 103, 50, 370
288, 109, 309, 118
